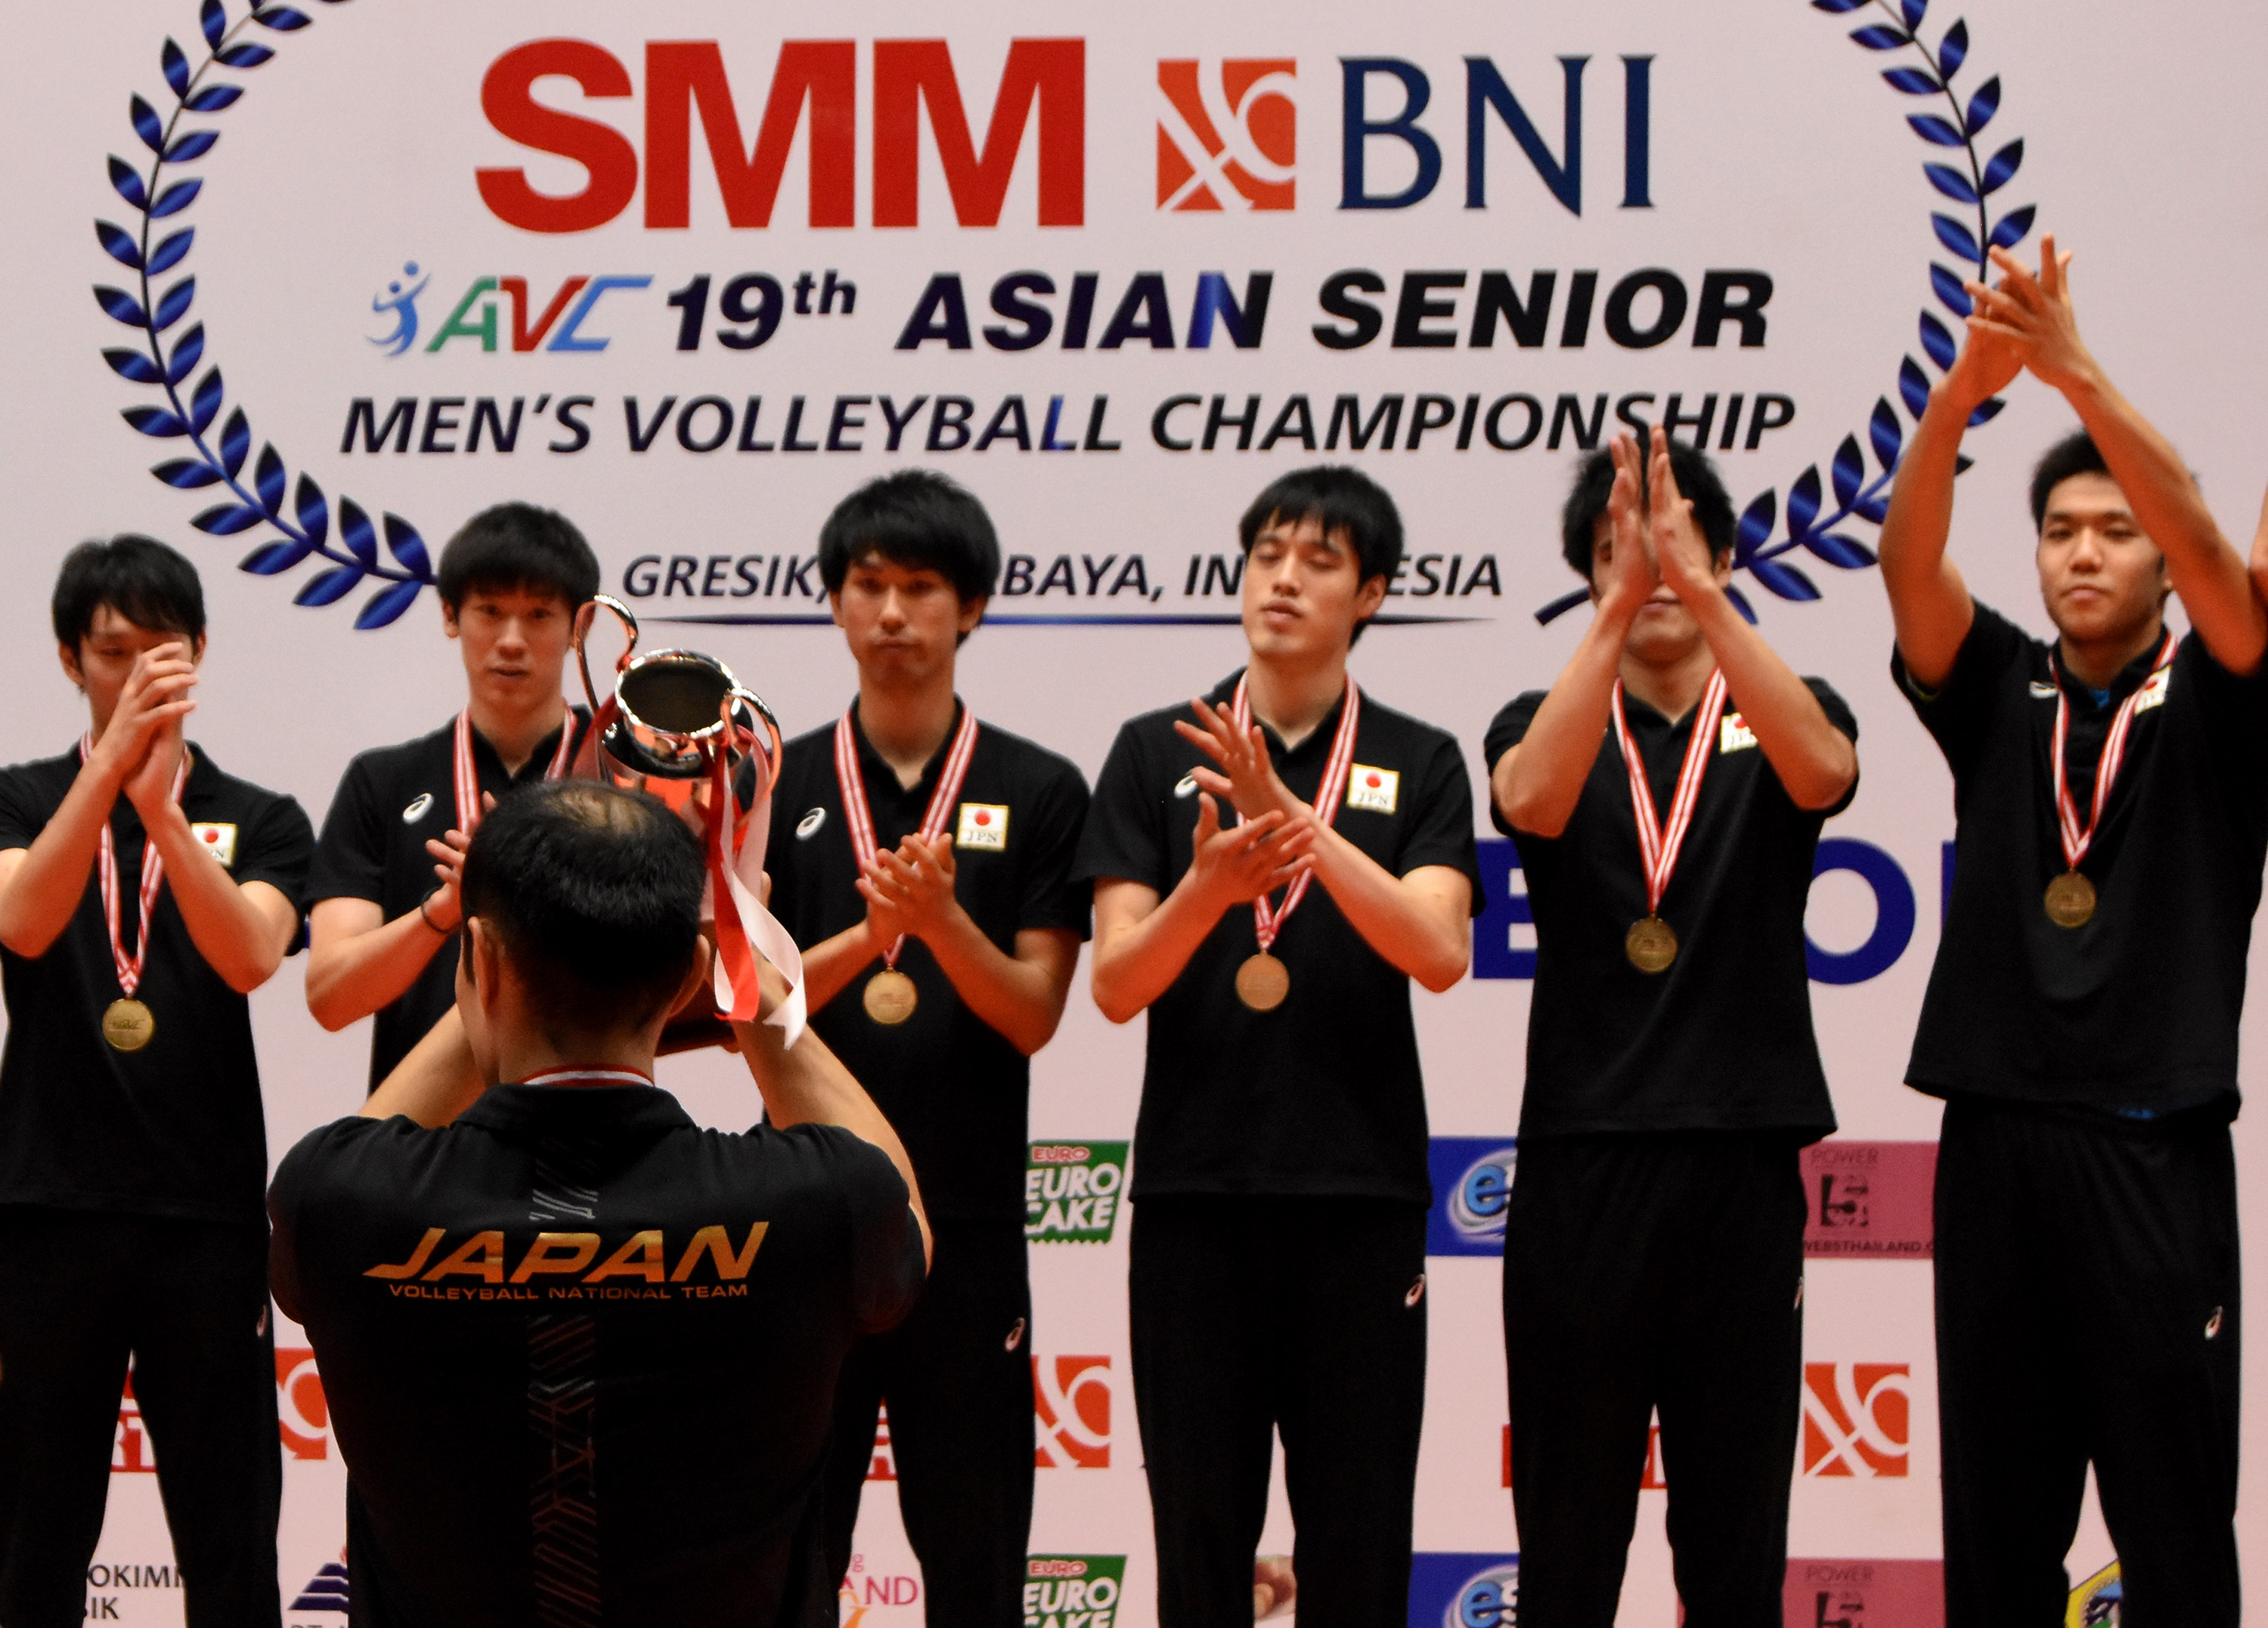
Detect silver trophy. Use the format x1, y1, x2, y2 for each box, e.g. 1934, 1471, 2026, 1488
572, 595, 786, 1051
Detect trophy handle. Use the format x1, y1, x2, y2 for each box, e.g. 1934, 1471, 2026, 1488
572, 595, 640, 717
723, 685, 783, 801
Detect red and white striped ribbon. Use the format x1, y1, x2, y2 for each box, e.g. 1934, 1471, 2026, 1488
453, 707, 578, 835
833, 703, 981, 970
79, 734, 189, 998
2051, 630, 2176, 870
1610, 669, 1730, 917
1228, 673, 1360, 954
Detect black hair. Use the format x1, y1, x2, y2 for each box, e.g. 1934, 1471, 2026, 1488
1236, 466, 1403, 647
2028, 431, 2112, 531
52, 534, 206, 652
818, 469, 1002, 605
1558, 439, 1737, 582
458, 780, 705, 1035
436, 502, 600, 612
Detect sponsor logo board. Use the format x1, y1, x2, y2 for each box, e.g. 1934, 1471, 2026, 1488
1802, 1141, 1936, 1259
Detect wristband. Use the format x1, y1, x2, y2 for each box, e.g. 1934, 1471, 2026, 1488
417, 892, 454, 935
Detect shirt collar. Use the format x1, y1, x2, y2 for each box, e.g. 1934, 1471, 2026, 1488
2050, 631, 2169, 710
1204, 668, 1349, 762
454, 1079, 696, 1141
848, 696, 966, 803
463, 707, 589, 783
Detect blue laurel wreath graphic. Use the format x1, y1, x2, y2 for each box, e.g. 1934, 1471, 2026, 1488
94, 0, 435, 630
1537, 0, 2034, 624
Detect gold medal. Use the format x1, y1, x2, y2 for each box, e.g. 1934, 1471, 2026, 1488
2043, 870, 2096, 929
102, 998, 155, 1052
1625, 915, 1678, 974
863, 969, 919, 1026
1235, 952, 1290, 1011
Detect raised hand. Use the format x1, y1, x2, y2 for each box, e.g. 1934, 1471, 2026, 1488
1184, 792, 1312, 912
860, 834, 962, 944
1966, 234, 2089, 394
1599, 432, 1658, 615
97, 641, 197, 800
419, 792, 490, 933
1176, 698, 1297, 823
1646, 426, 1721, 602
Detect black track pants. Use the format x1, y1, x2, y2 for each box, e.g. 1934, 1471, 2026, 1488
0, 1206, 281, 1628
1129, 1195, 1427, 1628
822, 1221, 1034, 1628
1503, 1133, 1806, 1628
1935, 1097, 2240, 1628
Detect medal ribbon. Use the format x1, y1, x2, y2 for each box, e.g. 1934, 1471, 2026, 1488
453, 707, 579, 834
2050, 630, 2177, 871
1228, 673, 1361, 955
519, 1066, 654, 1088
833, 703, 981, 971
1610, 670, 1730, 917
78, 734, 190, 999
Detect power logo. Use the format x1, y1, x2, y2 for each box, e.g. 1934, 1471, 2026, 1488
276, 1346, 331, 1461
1033, 1355, 1112, 1469
1802, 1363, 1911, 1478
1156, 60, 1296, 212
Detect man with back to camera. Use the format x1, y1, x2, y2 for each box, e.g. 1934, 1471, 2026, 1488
305, 501, 598, 1091
1879, 234, 2266, 1627
269, 778, 931, 1627
1075, 466, 1483, 1628
761, 469, 1090, 1624
1486, 428, 1858, 1626
0, 535, 313, 1628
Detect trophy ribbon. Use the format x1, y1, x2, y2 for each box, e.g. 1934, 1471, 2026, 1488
1225, 673, 1361, 1008
2046, 628, 2176, 928
1609, 668, 1729, 973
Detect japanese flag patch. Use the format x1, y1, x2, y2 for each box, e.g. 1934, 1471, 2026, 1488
192, 822, 238, 868
1346, 766, 1399, 815
1720, 713, 1759, 753
957, 803, 1010, 850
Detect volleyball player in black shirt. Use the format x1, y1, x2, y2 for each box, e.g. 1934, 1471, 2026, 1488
271, 781, 928, 1628
1879, 237, 2267, 1628
1486, 429, 1857, 1626
1078, 466, 1482, 1628
306, 504, 596, 1091
0, 537, 312, 1628
764, 471, 1090, 1624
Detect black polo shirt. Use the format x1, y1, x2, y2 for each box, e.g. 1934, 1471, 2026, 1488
269, 1082, 924, 1628
1483, 681, 1854, 1141
309, 710, 589, 1092
764, 702, 1091, 1224
1895, 602, 2268, 1113
0, 744, 314, 1225
1075, 671, 1484, 1207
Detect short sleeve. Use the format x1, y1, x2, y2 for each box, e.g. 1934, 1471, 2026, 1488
828, 1128, 925, 1334
235, 791, 317, 913
308, 756, 388, 906
1803, 676, 1862, 818
1481, 693, 1548, 836
266, 1116, 367, 1324
1890, 600, 2028, 783
1074, 721, 1170, 893
1397, 733, 1487, 917
0, 765, 49, 853
1016, 757, 1093, 939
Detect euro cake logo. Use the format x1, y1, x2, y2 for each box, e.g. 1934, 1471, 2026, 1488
1406, 1552, 1517, 1628
1425, 1137, 1518, 1256
1026, 1142, 1127, 1243
1024, 1556, 1125, 1628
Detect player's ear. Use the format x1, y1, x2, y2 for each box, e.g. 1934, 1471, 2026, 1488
57, 642, 85, 692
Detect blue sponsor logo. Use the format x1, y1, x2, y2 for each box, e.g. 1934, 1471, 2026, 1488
1425, 1137, 1517, 1257
1408, 1552, 1517, 1628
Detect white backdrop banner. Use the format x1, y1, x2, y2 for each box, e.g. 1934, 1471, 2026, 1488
5, 2, 2266, 1624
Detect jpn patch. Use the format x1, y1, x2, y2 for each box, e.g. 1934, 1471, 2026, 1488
1345, 766, 1398, 814
957, 803, 1009, 850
